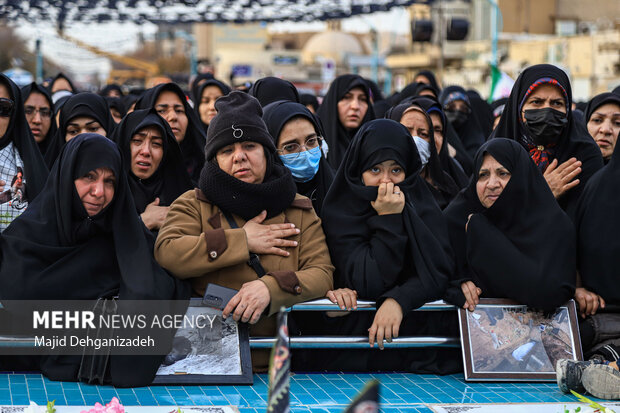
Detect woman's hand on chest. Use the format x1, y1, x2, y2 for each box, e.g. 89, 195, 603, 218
243, 210, 300, 257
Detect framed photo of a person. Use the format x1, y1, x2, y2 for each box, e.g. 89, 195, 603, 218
152, 298, 253, 385
458, 298, 582, 381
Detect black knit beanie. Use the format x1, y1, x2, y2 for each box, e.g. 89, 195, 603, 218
205, 91, 276, 160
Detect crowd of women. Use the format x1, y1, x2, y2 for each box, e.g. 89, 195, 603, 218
0, 63, 619, 397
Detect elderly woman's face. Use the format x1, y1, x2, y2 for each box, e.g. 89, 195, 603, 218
74, 167, 116, 216
400, 109, 431, 143
362, 160, 405, 187
587, 102, 620, 160
216, 142, 267, 184
476, 153, 511, 208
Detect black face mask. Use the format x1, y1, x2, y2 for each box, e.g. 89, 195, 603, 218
523, 108, 568, 147
445, 110, 468, 127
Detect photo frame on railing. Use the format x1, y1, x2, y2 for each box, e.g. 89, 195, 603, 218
152, 298, 252, 385
458, 298, 582, 381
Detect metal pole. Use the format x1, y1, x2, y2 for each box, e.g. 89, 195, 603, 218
489, 0, 499, 68
190, 35, 197, 78
437, 0, 444, 81
371, 29, 378, 84
35, 39, 43, 83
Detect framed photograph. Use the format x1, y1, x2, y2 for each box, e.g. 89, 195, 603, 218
152, 298, 253, 385
458, 298, 582, 381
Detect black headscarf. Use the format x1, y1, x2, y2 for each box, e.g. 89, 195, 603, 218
249, 77, 300, 107
48, 73, 77, 94
575, 131, 620, 304
584, 92, 620, 124
322, 119, 453, 313
99, 84, 124, 97
300, 93, 319, 113
44, 93, 115, 168
386, 99, 460, 209
262, 100, 334, 217
364, 78, 384, 103
193, 78, 231, 132
407, 96, 470, 188
0, 74, 48, 202
20, 82, 57, 157
190, 72, 215, 102
134, 83, 206, 184
109, 109, 192, 214
443, 138, 575, 312
415, 70, 441, 92
0, 133, 190, 386
491, 64, 603, 216
105, 96, 126, 121
317, 74, 375, 170
395, 82, 423, 104
613, 85, 620, 96
491, 97, 508, 120
439, 85, 487, 158
466, 89, 494, 138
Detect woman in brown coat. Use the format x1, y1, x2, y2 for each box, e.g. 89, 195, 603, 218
154, 92, 334, 369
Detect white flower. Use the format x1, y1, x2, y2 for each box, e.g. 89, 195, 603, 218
23, 401, 45, 413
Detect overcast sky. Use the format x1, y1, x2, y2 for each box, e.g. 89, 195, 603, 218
14, 7, 410, 80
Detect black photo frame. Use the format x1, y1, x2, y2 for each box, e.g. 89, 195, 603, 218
458, 298, 582, 381
152, 298, 253, 385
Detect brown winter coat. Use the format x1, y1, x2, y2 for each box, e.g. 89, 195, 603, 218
154, 189, 334, 369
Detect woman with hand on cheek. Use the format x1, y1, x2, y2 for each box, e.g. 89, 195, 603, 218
318, 119, 458, 374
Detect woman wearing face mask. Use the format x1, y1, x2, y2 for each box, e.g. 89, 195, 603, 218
492, 64, 604, 216
194, 78, 230, 132
21, 82, 56, 157
439, 86, 487, 159
319, 119, 458, 373
386, 101, 460, 209
263, 100, 334, 217
0, 74, 48, 232
317, 74, 375, 169
443, 139, 575, 313
584, 92, 620, 164
110, 109, 193, 232
134, 83, 206, 184
0, 134, 190, 386
154, 92, 334, 371
44, 93, 115, 168
48, 73, 77, 94
411, 96, 470, 188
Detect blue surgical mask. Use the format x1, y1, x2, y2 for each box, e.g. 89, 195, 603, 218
279, 146, 322, 182
413, 136, 430, 166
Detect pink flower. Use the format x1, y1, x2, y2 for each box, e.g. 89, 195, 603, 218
80, 397, 125, 413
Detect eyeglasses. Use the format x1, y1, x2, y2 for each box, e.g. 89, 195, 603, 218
0, 98, 14, 117
278, 136, 322, 157
24, 106, 52, 118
